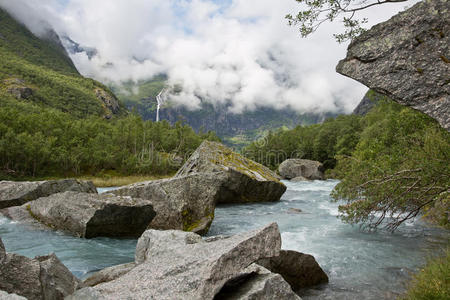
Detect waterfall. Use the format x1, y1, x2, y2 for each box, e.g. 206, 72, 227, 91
156, 88, 166, 122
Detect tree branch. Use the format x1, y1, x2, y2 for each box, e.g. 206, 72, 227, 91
341, 0, 408, 13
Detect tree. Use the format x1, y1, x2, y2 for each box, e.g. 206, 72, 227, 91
286, 0, 409, 42
331, 102, 450, 230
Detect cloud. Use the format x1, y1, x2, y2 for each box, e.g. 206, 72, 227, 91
0, 0, 415, 114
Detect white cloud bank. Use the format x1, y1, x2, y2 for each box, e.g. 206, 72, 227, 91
0, 0, 415, 113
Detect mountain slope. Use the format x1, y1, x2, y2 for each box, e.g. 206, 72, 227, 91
0, 8, 124, 118
113, 77, 336, 148
353, 90, 390, 116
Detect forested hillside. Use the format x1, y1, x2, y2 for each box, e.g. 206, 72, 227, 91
244, 100, 450, 229
0, 8, 124, 118
0, 9, 218, 180
113, 77, 336, 148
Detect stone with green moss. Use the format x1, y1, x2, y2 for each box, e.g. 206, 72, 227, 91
112, 172, 226, 235
175, 141, 286, 203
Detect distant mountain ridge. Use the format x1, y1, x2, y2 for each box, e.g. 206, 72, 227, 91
353, 90, 389, 116
113, 77, 337, 147
62, 36, 98, 59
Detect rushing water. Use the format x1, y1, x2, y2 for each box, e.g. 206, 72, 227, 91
0, 180, 448, 299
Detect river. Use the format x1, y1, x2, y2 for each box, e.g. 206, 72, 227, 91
0, 180, 447, 299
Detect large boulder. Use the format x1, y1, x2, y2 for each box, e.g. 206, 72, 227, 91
82, 262, 136, 287
257, 250, 328, 291
0, 179, 97, 209
71, 223, 299, 300
112, 172, 227, 235
278, 159, 324, 180
336, 0, 450, 130
94, 88, 121, 117
0, 238, 79, 300
3, 191, 156, 238
215, 264, 301, 300
175, 141, 286, 203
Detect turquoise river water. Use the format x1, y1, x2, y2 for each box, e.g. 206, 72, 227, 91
0, 180, 447, 299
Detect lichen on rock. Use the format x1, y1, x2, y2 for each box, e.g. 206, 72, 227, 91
175, 141, 286, 203
2, 78, 33, 100
94, 87, 121, 117
336, 0, 449, 130
112, 172, 226, 235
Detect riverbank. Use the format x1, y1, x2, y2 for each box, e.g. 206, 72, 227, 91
402, 248, 450, 300
76, 174, 174, 187
0, 173, 175, 187
1, 179, 447, 299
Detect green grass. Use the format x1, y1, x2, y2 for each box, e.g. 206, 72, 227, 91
4, 173, 174, 188
76, 174, 174, 187
0, 8, 125, 118
401, 249, 450, 300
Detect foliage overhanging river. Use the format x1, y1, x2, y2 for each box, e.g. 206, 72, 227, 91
0, 180, 447, 299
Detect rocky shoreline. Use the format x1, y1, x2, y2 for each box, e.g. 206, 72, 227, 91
0, 141, 327, 299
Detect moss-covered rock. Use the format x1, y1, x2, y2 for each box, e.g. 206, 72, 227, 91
112, 172, 226, 235
175, 141, 286, 203
94, 87, 120, 118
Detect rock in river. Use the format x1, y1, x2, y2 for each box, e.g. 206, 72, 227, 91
2, 191, 155, 238
70, 223, 300, 300
112, 172, 226, 235
0, 179, 97, 209
258, 250, 329, 290
0, 238, 79, 300
215, 263, 300, 300
336, 0, 450, 130
175, 141, 286, 203
278, 159, 324, 180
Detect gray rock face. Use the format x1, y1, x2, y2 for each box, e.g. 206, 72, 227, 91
215, 264, 301, 300
112, 173, 226, 235
278, 159, 324, 180
291, 176, 308, 182
0, 238, 79, 300
336, 0, 450, 130
7, 86, 33, 99
37, 254, 80, 300
26, 191, 155, 238
72, 223, 283, 300
94, 88, 120, 116
0, 179, 97, 209
0, 291, 26, 300
258, 250, 328, 291
134, 229, 204, 264
175, 141, 286, 203
65, 287, 104, 300
82, 262, 136, 287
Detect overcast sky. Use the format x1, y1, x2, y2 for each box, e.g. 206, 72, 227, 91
0, 0, 415, 113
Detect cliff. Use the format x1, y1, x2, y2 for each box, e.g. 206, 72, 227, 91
337, 0, 449, 130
